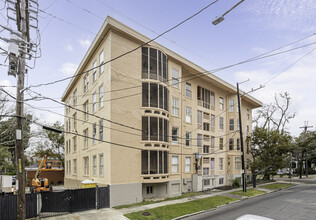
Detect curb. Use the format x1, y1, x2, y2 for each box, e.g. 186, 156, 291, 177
173, 183, 296, 220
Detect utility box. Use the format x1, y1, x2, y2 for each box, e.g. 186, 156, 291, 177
81, 180, 96, 188
1, 175, 13, 192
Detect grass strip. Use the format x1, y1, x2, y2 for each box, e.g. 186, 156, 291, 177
125, 195, 237, 220
260, 183, 293, 190
230, 189, 266, 197
114, 192, 202, 209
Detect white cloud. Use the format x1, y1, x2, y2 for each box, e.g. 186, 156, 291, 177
78, 39, 91, 49
65, 44, 73, 52
58, 62, 78, 76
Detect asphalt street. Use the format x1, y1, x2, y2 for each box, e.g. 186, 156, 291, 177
186, 184, 316, 220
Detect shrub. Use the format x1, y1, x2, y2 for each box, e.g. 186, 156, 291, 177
232, 178, 240, 188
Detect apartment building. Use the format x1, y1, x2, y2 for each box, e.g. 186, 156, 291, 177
61, 17, 262, 207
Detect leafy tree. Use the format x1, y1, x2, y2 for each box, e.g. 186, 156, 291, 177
294, 131, 316, 178
0, 147, 14, 174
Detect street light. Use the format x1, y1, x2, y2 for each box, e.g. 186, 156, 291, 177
212, 0, 245, 25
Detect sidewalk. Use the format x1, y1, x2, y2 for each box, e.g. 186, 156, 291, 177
45, 181, 294, 220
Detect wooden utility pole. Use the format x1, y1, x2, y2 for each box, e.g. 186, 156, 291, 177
237, 82, 246, 192
16, 0, 27, 219
299, 121, 313, 178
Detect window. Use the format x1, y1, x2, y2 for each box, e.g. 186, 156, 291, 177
228, 158, 231, 170
142, 83, 169, 111
99, 120, 103, 141
247, 109, 250, 120
142, 150, 168, 174
219, 97, 224, 110
84, 157, 89, 176
211, 136, 215, 150
142, 117, 169, 142
203, 145, 209, 153
83, 74, 89, 93
203, 123, 210, 131
65, 141, 68, 155
219, 158, 223, 171
99, 154, 104, 176
197, 111, 202, 128
210, 158, 214, 170
93, 155, 97, 176
185, 107, 192, 123
247, 125, 250, 133
219, 117, 224, 130
83, 101, 89, 120
73, 159, 77, 175
203, 168, 209, 175
203, 135, 210, 142
235, 157, 241, 170
237, 119, 240, 131
197, 86, 210, 109
237, 139, 240, 150
99, 50, 104, 74
219, 138, 224, 150
197, 134, 202, 147
73, 113, 77, 130
185, 157, 191, 172
93, 60, 97, 82
203, 157, 209, 164
247, 141, 250, 154
185, 132, 191, 147
210, 92, 215, 108
204, 179, 210, 185
73, 89, 77, 106
185, 82, 191, 98
146, 186, 153, 194
93, 123, 97, 145
68, 140, 71, 154
84, 129, 88, 148
172, 97, 179, 116
211, 114, 215, 129
172, 68, 179, 88
73, 136, 77, 152
229, 119, 234, 131
92, 92, 97, 113
219, 178, 224, 185
229, 138, 234, 150
142, 47, 168, 82
203, 112, 210, 120
172, 127, 178, 144
99, 85, 104, 109
171, 156, 178, 173
229, 99, 234, 112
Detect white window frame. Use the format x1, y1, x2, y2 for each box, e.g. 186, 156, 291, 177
219, 97, 224, 110
171, 68, 179, 88
172, 97, 179, 116
92, 92, 97, 113
73, 159, 77, 175
219, 117, 224, 130
185, 157, 191, 172
219, 158, 223, 171
84, 129, 88, 148
229, 119, 234, 131
172, 127, 179, 144
99, 85, 104, 109
185, 82, 191, 98
84, 157, 89, 176
83, 74, 89, 93
229, 99, 234, 112
93, 60, 97, 82
185, 107, 192, 123
99, 154, 104, 177
99, 50, 104, 74
185, 132, 191, 147
93, 155, 97, 176
84, 101, 89, 121
171, 156, 179, 173
93, 123, 97, 145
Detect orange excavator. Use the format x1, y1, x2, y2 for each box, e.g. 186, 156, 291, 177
30, 155, 58, 193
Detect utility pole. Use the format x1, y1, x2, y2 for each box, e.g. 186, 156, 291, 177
16, 0, 27, 219
237, 81, 247, 192
299, 121, 313, 178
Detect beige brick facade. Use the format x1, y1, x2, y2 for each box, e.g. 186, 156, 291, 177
62, 17, 262, 206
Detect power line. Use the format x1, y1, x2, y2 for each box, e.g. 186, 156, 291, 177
26, 33, 316, 92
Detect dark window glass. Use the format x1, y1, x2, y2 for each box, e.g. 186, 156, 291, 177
164, 88, 168, 111
164, 151, 168, 173
142, 150, 148, 174
159, 85, 163, 109
150, 48, 157, 80
142, 117, 148, 140
164, 119, 168, 142
142, 47, 148, 79
158, 51, 162, 81
150, 151, 158, 174
150, 117, 158, 141
159, 118, 163, 141
142, 83, 148, 107
150, 83, 158, 108
197, 86, 201, 100
159, 151, 163, 174
163, 54, 167, 81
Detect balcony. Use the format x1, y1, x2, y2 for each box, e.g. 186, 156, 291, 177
141, 174, 169, 183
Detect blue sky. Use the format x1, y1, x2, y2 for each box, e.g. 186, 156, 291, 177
1, 0, 316, 137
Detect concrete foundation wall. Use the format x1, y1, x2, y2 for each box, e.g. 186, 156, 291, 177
142, 183, 168, 199
168, 179, 181, 197
182, 178, 193, 193
110, 182, 142, 207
